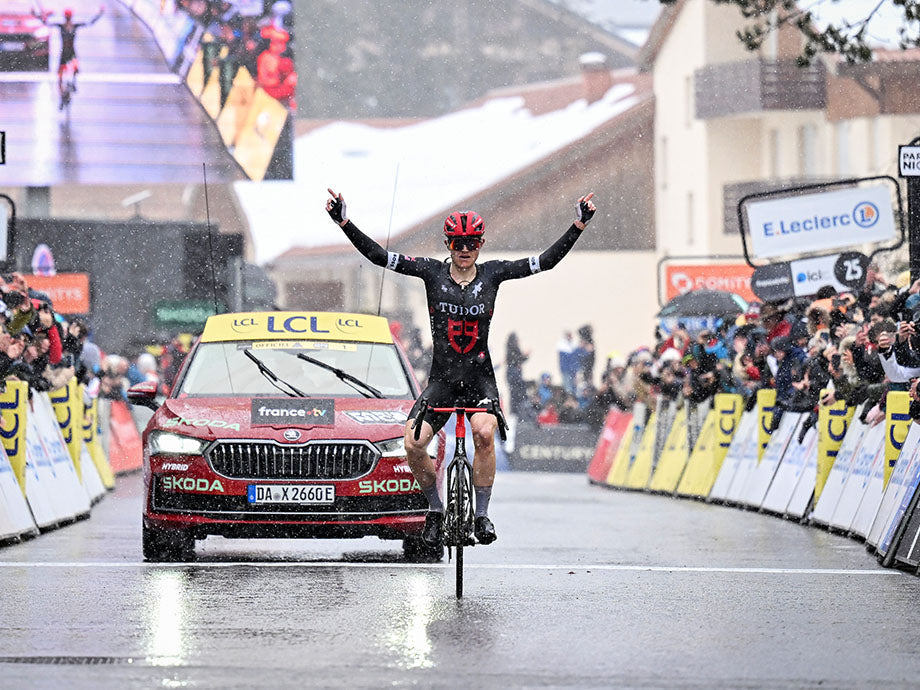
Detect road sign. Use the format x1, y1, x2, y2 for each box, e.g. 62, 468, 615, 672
899, 146, 920, 177
751, 262, 794, 302
750, 251, 867, 302
153, 300, 220, 329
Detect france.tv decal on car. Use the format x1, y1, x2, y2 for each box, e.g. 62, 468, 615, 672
746, 185, 896, 259
251, 399, 335, 427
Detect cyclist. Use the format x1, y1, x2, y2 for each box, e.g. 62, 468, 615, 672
325, 187, 596, 547
36, 5, 105, 107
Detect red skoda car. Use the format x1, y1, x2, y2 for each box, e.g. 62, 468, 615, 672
129, 311, 443, 562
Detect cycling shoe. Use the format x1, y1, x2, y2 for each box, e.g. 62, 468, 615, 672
421, 510, 444, 547
474, 516, 497, 545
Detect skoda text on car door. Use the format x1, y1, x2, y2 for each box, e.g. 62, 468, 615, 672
128, 311, 444, 561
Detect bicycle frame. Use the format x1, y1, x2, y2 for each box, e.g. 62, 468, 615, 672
412, 400, 507, 598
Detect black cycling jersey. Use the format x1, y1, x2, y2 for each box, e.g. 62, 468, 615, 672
339, 219, 585, 430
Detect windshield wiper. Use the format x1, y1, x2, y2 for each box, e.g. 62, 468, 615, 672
242, 349, 309, 398
295, 352, 384, 399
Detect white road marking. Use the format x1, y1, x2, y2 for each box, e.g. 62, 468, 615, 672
0, 72, 180, 84
0, 562, 903, 575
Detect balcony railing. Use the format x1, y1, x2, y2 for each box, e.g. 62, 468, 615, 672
695, 59, 826, 120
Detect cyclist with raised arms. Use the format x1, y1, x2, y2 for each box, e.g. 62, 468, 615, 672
35, 5, 105, 104
325, 188, 596, 547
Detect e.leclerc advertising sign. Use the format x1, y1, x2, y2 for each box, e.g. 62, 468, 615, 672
746, 185, 895, 259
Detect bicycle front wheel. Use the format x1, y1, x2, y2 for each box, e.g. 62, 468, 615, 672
452, 465, 465, 599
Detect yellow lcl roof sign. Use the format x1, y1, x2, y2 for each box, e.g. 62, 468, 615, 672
200, 312, 394, 344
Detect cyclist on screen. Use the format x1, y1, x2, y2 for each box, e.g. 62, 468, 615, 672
36, 5, 105, 101
326, 187, 597, 547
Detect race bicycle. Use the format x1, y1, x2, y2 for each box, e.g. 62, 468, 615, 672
59, 59, 77, 112
413, 398, 507, 598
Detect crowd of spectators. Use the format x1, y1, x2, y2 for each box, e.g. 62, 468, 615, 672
181, 0, 297, 110
0, 271, 191, 407
509, 264, 920, 439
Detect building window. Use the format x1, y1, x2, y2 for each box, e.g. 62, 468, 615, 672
835, 121, 851, 176
687, 192, 694, 246
798, 124, 818, 176
768, 129, 781, 177
660, 136, 668, 190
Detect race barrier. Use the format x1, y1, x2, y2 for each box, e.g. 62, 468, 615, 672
588, 388, 920, 576
0, 376, 134, 547
509, 422, 597, 472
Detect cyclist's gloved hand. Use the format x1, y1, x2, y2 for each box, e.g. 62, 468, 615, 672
575, 193, 595, 226
326, 188, 347, 225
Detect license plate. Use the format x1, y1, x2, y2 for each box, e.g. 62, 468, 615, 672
247, 484, 335, 504
0, 42, 25, 51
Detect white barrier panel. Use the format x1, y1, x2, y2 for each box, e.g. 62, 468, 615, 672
829, 422, 885, 532
724, 418, 764, 505
762, 423, 816, 515
80, 444, 106, 504
33, 394, 90, 518
810, 412, 868, 526
851, 428, 888, 539
25, 405, 78, 526
740, 413, 801, 508
0, 444, 37, 540
786, 427, 819, 519
710, 411, 757, 502
869, 424, 920, 553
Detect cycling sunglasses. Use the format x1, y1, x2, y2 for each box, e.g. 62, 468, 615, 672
447, 237, 483, 251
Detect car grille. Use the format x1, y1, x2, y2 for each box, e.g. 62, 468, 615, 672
206, 441, 379, 480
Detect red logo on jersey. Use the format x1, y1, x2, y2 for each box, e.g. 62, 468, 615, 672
447, 319, 479, 354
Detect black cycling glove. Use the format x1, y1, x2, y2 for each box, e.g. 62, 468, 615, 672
575, 197, 595, 225
327, 194, 347, 225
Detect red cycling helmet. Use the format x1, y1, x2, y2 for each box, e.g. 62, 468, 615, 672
443, 211, 484, 238
64, 8, 73, 19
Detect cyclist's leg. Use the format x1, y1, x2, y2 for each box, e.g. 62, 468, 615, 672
57, 61, 66, 95
404, 381, 451, 507
469, 412, 498, 487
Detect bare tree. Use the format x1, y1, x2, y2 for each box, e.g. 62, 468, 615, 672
659, 0, 920, 65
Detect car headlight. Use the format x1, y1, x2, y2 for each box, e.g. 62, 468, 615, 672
375, 437, 406, 458
148, 431, 208, 456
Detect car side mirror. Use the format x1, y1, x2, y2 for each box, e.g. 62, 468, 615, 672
127, 381, 159, 411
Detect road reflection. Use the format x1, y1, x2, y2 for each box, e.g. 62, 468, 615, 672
142, 569, 188, 667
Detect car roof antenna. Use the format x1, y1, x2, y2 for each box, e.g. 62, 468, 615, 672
202, 163, 221, 316
376, 162, 400, 317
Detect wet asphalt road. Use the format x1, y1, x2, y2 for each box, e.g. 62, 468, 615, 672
0, 472, 919, 688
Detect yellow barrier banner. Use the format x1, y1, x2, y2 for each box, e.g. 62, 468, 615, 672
0, 381, 28, 492
82, 392, 115, 489
706, 393, 743, 491
648, 407, 689, 492
757, 388, 777, 462
50, 378, 83, 480
816, 390, 853, 503
885, 391, 911, 488
676, 409, 716, 496
605, 423, 635, 487
625, 411, 658, 489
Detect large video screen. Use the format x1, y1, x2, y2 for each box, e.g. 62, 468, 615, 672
0, 0, 294, 185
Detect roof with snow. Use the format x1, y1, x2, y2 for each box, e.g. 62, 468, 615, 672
235, 80, 644, 265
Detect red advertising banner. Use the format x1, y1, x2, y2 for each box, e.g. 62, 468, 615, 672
24, 273, 91, 314
587, 409, 631, 484
665, 264, 756, 302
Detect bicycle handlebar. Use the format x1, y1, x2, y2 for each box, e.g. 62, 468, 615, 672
411, 398, 508, 443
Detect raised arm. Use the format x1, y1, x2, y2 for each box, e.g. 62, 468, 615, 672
325, 188, 388, 267
493, 193, 597, 280
85, 5, 105, 26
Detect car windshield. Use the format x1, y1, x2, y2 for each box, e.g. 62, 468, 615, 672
176, 341, 413, 398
